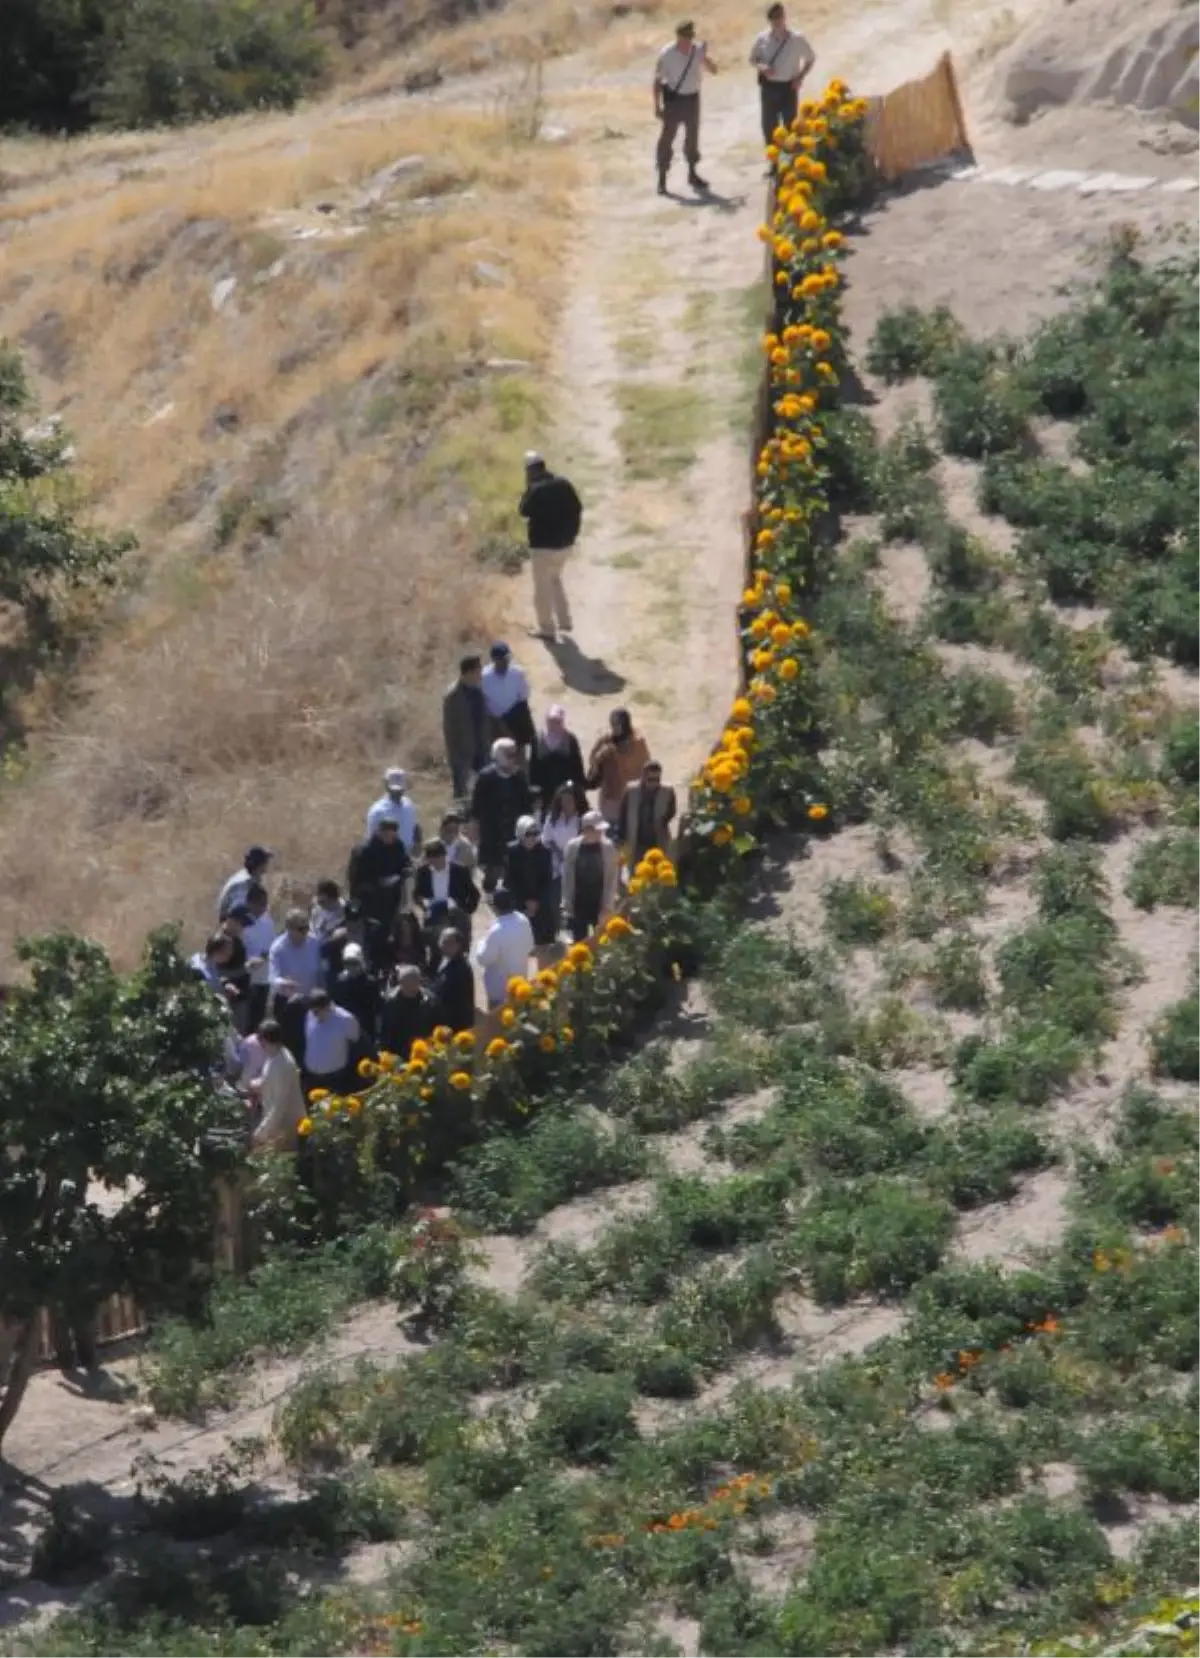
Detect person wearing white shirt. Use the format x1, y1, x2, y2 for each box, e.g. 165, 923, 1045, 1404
440, 811, 478, 872
654, 19, 719, 196
248, 1020, 306, 1153
541, 782, 587, 880
365, 767, 422, 854
473, 887, 535, 1009
750, 3, 815, 152
217, 844, 272, 920
481, 640, 535, 755
302, 991, 360, 1095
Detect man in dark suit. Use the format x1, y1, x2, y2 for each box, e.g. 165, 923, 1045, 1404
413, 837, 480, 968
432, 928, 476, 1033
346, 817, 411, 968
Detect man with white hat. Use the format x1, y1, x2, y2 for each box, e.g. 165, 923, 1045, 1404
563, 811, 620, 942
366, 766, 422, 854
518, 451, 583, 642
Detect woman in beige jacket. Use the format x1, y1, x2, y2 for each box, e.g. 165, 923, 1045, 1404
586, 708, 651, 827
562, 812, 621, 942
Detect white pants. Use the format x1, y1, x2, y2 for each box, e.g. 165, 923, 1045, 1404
531, 547, 573, 634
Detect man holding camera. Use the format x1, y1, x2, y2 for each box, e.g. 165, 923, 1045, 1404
749, 3, 815, 153
654, 19, 719, 195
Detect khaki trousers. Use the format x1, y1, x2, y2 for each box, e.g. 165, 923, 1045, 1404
531, 546, 573, 634
656, 93, 701, 174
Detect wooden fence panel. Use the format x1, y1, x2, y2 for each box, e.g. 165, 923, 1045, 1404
864, 51, 972, 182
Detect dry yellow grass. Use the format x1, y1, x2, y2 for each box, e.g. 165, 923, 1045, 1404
0, 80, 575, 970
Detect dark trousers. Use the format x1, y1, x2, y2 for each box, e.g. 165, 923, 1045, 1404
760, 80, 797, 147
303, 1064, 353, 1100
244, 983, 269, 1034
656, 93, 700, 175
569, 896, 603, 943
273, 992, 308, 1066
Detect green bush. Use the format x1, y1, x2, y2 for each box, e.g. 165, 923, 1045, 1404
933, 340, 1031, 459
865, 303, 966, 383
948, 669, 1020, 744
823, 876, 898, 945
873, 419, 943, 541
1125, 833, 1198, 911
794, 1178, 955, 1304
534, 1375, 638, 1465
1150, 992, 1199, 1082
954, 1024, 1086, 1109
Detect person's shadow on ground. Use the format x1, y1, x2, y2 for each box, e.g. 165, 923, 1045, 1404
665, 186, 747, 214
539, 635, 627, 696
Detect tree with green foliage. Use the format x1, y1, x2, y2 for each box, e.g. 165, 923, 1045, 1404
0, 927, 247, 1448
0, 0, 327, 132
0, 342, 133, 643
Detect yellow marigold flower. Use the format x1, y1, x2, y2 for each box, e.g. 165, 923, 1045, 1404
308, 1087, 330, 1104
750, 678, 777, 703
629, 876, 645, 895
732, 696, 753, 721
808, 803, 829, 820
406, 1058, 427, 1077
770, 347, 789, 367
346, 1096, 363, 1117
410, 1039, 431, 1062
296, 1116, 314, 1139
751, 647, 774, 672
376, 1050, 398, 1072
799, 209, 822, 232
774, 270, 789, 287
539, 1033, 557, 1054
431, 1026, 452, 1043
791, 619, 810, 639
568, 943, 592, 966
536, 968, 558, 989
449, 1070, 472, 1091
357, 1057, 377, 1079
732, 796, 753, 816
658, 867, 678, 887
770, 622, 792, 648
712, 824, 734, 846
816, 361, 838, 382
741, 587, 761, 609
605, 915, 633, 938
778, 657, 800, 681
560, 1024, 576, 1045
500, 1006, 517, 1028
823, 230, 843, 249
644, 848, 666, 867
809, 328, 832, 352
453, 1029, 476, 1049
775, 582, 792, 604
485, 1037, 509, 1060
756, 224, 773, 243
710, 768, 736, 794
750, 616, 769, 640
419, 1085, 434, 1101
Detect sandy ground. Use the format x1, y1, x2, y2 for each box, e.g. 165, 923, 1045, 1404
2, 0, 1197, 1630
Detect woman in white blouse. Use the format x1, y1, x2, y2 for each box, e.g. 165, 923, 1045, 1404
541, 782, 588, 881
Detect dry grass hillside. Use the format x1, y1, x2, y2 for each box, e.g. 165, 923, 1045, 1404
0, 56, 585, 966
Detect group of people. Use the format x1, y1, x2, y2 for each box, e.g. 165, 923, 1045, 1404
653, 4, 817, 194
192, 681, 677, 1150
187, 440, 687, 1150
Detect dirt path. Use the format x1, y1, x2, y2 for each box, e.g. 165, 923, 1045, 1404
507, 0, 1039, 794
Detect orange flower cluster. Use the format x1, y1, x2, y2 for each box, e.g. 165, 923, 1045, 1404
691, 82, 867, 856
646, 1471, 773, 1534
932, 1315, 1063, 1393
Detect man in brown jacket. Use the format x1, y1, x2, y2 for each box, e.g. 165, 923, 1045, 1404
442, 654, 488, 801
618, 760, 677, 867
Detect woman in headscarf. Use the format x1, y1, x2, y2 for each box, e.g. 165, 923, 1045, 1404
529, 703, 587, 807
586, 707, 651, 829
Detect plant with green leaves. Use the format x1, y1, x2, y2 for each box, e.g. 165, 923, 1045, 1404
0, 928, 245, 1447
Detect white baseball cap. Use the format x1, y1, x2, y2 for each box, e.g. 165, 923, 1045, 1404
384, 766, 408, 790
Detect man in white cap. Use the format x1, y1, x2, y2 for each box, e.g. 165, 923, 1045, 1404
563, 811, 620, 942
367, 766, 422, 854
518, 452, 583, 642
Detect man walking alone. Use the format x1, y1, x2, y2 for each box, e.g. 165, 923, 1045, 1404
519, 452, 582, 643
654, 20, 719, 195
749, 4, 815, 153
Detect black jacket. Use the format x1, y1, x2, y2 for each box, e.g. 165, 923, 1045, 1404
529, 734, 586, 802
470, 765, 534, 864
347, 835, 411, 903
504, 838, 555, 906
379, 990, 437, 1059
332, 969, 380, 1045
519, 472, 582, 550
433, 954, 477, 1034
414, 861, 480, 917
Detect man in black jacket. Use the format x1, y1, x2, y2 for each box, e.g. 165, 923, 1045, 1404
379, 964, 438, 1060
519, 451, 582, 642
331, 942, 381, 1051
347, 818, 411, 961
432, 927, 476, 1034
414, 837, 480, 966
470, 738, 534, 894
